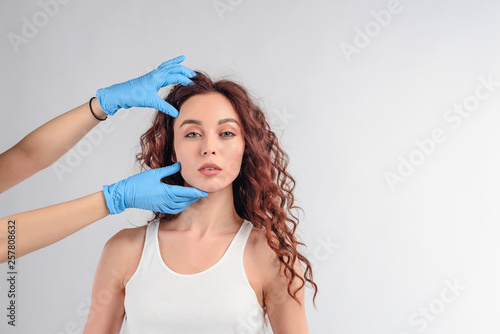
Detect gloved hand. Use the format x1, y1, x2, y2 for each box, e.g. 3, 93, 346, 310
96, 55, 196, 117
103, 162, 207, 215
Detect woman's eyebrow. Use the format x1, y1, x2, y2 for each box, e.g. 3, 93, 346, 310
219, 118, 240, 127
179, 118, 240, 128
179, 119, 201, 127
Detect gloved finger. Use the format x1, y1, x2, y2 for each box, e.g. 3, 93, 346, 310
179, 196, 203, 207
169, 184, 208, 199
165, 191, 206, 206
163, 190, 196, 203
165, 206, 186, 214
164, 74, 196, 87
163, 64, 197, 79
150, 95, 180, 118
169, 194, 202, 210
162, 195, 195, 210
150, 163, 181, 179
162, 196, 202, 214
157, 55, 186, 70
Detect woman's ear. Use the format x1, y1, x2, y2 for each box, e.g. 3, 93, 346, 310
171, 153, 177, 163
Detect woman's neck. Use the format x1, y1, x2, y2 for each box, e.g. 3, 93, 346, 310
163, 185, 243, 236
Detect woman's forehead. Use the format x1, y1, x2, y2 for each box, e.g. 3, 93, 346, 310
175, 93, 241, 126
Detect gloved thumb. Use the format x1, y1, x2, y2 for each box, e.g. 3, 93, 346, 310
151, 95, 179, 118
152, 163, 181, 179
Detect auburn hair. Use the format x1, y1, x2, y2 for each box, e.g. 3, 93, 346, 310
136, 71, 318, 309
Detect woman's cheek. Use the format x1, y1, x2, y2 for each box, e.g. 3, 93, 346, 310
180, 170, 194, 188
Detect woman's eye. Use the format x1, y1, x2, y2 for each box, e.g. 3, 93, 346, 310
185, 131, 235, 138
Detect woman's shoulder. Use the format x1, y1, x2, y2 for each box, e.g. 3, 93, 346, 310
246, 223, 305, 292
105, 223, 149, 251
101, 224, 149, 265
247, 224, 279, 257
246, 225, 281, 274
101, 223, 150, 286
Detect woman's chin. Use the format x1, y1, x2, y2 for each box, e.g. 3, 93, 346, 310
194, 185, 220, 193
182, 174, 235, 193
185, 181, 228, 194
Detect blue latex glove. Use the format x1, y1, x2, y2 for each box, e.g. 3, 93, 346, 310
103, 162, 207, 215
96, 55, 196, 117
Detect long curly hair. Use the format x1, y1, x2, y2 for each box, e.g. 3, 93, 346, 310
136, 71, 318, 309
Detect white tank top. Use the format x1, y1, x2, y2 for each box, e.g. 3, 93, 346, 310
124, 219, 268, 334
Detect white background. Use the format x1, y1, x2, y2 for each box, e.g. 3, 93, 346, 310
1, 0, 500, 333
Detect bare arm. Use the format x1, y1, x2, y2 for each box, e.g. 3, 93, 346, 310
0, 191, 110, 263
0, 98, 108, 193
264, 255, 310, 333
83, 229, 142, 333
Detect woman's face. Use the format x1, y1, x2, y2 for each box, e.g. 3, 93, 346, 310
172, 92, 245, 193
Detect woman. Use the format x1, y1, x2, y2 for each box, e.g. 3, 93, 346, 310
83, 72, 319, 333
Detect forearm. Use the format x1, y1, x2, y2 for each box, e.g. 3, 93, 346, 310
17, 98, 107, 169
0, 190, 110, 263
0, 98, 108, 193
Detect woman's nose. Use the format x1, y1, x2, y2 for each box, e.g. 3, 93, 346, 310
201, 135, 216, 156
202, 148, 215, 156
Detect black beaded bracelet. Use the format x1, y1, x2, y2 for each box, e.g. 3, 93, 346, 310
89, 96, 107, 121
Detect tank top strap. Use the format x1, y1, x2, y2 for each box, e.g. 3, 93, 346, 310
222, 219, 254, 265
139, 220, 161, 265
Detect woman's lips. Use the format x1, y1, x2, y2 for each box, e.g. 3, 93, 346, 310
198, 163, 221, 176
199, 169, 221, 176
199, 163, 221, 170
